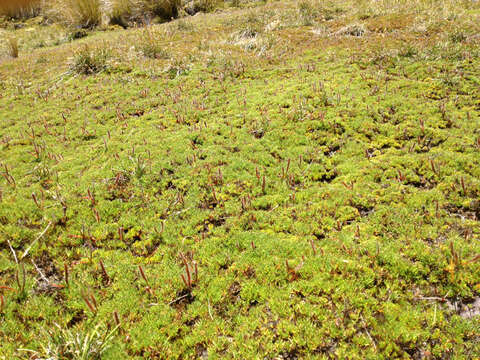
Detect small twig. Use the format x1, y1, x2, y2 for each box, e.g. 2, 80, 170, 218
364, 327, 376, 350
166, 207, 192, 219
413, 296, 447, 302
167, 294, 189, 306
7, 239, 18, 264
21, 222, 52, 260
31, 259, 49, 283
208, 298, 214, 320
268, 204, 279, 212
361, 315, 377, 350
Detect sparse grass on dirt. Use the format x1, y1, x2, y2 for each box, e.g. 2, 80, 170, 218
0, 0, 480, 359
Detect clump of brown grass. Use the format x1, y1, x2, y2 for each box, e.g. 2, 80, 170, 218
141, 0, 182, 21
192, 0, 219, 13
334, 23, 367, 37
6, 37, 19, 58
43, 0, 103, 28
0, 0, 41, 18
105, 0, 181, 26
135, 27, 170, 58
1, 0, 191, 28
69, 44, 110, 74
298, 0, 317, 25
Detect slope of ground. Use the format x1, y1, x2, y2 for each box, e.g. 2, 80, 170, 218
1, 0, 480, 358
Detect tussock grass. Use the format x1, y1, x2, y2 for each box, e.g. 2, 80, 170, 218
192, 0, 220, 13
335, 23, 367, 37
69, 44, 110, 74
5, 36, 19, 58
0, 0, 40, 18
2, 0, 182, 28
297, 0, 317, 25
106, 0, 181, 26
43, 0, 103, 28
135, 27, 170, 58
23, 322, 119, 360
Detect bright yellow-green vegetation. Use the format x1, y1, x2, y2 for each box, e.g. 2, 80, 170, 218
1, 0, 480, 358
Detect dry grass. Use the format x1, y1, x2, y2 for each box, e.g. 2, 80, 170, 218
42, 0, 103, 28
69, 44, 110, 74
105, 0, 181, 26
191, 0, 219, 13
0, 0, 40, 18
135, 27, 171, 58
0, 0, 190, 27
37, 0, 181, 28
6, 37, 19, 58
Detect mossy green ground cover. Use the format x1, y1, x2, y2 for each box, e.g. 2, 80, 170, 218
1, 1, 480, 358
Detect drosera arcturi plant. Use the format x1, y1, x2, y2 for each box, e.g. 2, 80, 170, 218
138, 265, 155, 297
82, 290, 99, 314
179, 251, 198, 290
285, 258, 303, 282
1, 163, 16, 188
98, 259, 111, 285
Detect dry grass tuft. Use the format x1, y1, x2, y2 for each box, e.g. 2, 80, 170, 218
335, 23, 367, 37
135, 27, 170, 58
69, 44, 110, 74
0, 0, 40, 18
105, 0, 181, 26
43, 0, 103, 28
2, 0, 186, 27
6, 37, 19, 58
